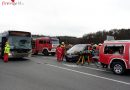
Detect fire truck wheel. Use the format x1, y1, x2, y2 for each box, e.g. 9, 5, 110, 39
51, 53, 55, 56
43, 49, 49, 56
112, 62, 126, 75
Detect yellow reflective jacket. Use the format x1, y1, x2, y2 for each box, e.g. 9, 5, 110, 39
4, 44, 10, 54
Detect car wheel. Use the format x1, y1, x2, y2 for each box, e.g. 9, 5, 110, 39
112, 62, 126, 75
51, 53, 55, 56
65, 57, 70, 62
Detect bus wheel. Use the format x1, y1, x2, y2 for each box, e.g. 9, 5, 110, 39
43, 50, 49, 56
112, 62, 125, 75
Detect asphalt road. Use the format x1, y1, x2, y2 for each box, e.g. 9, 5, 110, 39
0, 55, 130, 90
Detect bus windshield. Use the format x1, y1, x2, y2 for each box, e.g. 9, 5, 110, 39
9, 36, 31, 49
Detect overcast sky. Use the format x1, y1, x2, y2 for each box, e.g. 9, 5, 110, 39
0, 0, 130, 37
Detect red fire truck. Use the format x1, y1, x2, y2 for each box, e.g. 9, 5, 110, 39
32, 37, 59, 56
99, 40, 130, 75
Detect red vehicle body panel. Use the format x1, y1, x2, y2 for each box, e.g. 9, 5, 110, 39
99, 40, 130, 69
32, 37, 59, 55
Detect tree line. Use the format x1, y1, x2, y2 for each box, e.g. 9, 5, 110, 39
32, 29, 130, 45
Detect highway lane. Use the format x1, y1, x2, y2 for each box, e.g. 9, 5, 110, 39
0, 55, 130, 90
31, 55, 130, 84
32, 55, 130, 83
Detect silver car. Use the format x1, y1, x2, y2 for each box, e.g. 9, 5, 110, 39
65, 44, 91, 62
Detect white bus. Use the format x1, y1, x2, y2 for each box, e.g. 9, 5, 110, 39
0, 30, 32, 58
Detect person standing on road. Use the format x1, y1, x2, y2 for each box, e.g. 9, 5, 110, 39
3, 41, 10, 62
61, 42, 66, 61
86, 45, 92, 64
56, 45, 63, 62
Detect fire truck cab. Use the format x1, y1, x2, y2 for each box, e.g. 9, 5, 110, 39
99, 40, 130, 75
32, 37, 59, 56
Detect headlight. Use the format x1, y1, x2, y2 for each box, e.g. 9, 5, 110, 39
9, 52, 14, 56
9, 53, 12, 56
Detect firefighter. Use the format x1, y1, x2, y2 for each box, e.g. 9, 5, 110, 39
3, 41, 10, 62
60, 42, 66, 61
56, 45, 62, 62
96, 43, 102, 51
87, 46, 92, 64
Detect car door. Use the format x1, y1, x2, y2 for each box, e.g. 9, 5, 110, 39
101, 44, 113, 64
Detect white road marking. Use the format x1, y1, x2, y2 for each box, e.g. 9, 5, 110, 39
63, 63, 110, 72
47, 64, 130, 85
63, 64, 79, 67
82, 66, 111, 72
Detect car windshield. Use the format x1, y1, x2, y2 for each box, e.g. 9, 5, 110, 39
67, 44, 86, 53
9, 36, 31, 49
